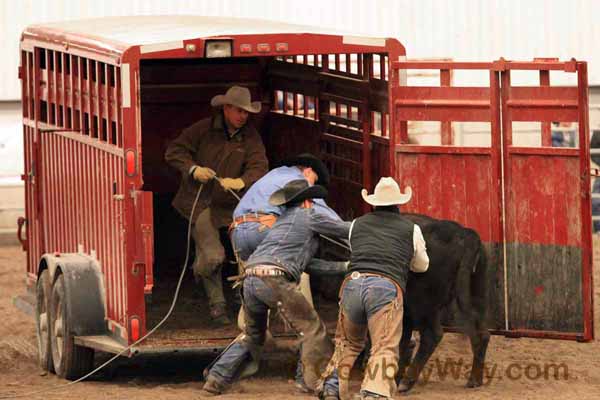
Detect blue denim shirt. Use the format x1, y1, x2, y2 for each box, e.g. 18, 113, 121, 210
233, 166, 341, 221
246, 206, 351, 282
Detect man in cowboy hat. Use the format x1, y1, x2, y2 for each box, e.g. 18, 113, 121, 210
320, 177, 429, 400
165, 85, 268, 325
231, 152, 338, 261
201, 179, 351, 396
230, 152, 345, 392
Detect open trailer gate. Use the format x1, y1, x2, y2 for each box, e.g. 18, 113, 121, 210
390, 58, 593, 341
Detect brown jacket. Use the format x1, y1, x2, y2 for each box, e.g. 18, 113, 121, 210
165, 113, 268, 225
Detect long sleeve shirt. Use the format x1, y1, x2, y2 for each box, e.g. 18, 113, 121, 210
246, 206, 351, 282
233, 165, 340, 221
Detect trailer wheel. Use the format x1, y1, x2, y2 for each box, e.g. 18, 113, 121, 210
50, 273, 94, 379
35, 269, 54, 373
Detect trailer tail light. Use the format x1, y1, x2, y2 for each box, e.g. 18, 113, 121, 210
125, 149, 136, 176
240, 44, 252, 53
256, 43, 271, 53
275, 43, 288, 52
130, 316, 140, 342
205, 40, 232, 58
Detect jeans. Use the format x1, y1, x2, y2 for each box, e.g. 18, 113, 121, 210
208, 276, 334, 391
209, 276, 276, 384
321, 274, 403, 400
341, 276, 398, 324
231, 221, 269, 261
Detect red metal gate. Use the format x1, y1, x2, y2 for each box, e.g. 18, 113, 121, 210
389, 59, 593, 341
498, 59, 592, 340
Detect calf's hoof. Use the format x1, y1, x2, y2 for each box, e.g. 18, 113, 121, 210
465, 377, 483, 388
397, 379, 416, 393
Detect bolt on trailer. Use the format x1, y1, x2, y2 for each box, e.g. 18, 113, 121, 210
16, 16, 593, 380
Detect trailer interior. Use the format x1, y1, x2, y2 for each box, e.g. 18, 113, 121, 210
137, 53, 389, 350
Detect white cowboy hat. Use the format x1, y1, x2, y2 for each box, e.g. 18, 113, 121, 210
361, 177, 412, 206
210, 86, 261, 113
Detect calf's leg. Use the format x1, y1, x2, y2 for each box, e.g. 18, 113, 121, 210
466, 316, 490, 388
398, 312, 443, 393
396, 315, 415, 383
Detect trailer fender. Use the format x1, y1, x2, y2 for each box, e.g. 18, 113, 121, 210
40, 253, 106, 336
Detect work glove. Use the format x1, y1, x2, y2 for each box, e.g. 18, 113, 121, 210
219, 177, 245, 191
192, 166, 216, 183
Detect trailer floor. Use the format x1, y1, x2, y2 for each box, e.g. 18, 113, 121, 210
139, 269, 339, 351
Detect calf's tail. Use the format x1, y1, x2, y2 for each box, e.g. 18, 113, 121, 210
455, 229, 488, 335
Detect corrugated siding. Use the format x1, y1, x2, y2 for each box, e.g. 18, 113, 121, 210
20, 43, 128, 324
3, 0, 600, 100
38, 132, 126, 324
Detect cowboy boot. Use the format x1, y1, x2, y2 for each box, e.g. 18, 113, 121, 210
210, 302, 232, 326
200, 374, 228, 397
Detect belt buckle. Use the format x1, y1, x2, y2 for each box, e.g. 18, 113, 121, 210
351, 271, 361, 280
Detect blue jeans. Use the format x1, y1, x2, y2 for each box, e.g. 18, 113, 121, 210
210, 276, 275, 384
322, 274, 403, 399
231, 221, 270, 261
341, 276, 398, 324
209, 276, 334, 391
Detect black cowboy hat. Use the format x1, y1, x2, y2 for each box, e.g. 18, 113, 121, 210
269, 179, 328, 207
282, 153, 330, 187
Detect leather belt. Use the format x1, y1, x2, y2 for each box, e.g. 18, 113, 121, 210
350, 271, 388, 280
229, 212, 277, 231
245, 264, 287, 277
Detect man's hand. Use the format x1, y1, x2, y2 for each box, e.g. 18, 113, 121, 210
219, 177, 245, 191
192, 166, 216, 183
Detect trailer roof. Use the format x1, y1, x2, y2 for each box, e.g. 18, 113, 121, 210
23, 15, 388, 56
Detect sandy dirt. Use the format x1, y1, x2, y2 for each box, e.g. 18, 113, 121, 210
1, 243, 600, 400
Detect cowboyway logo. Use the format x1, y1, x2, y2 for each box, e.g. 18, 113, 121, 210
419, 357, 569, 384
336, 357, 569, 384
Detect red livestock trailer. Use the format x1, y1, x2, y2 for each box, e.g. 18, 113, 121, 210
16, 16, 593, 380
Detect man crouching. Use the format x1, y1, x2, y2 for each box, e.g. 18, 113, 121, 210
320, 177, 429, 400
201, 179, 351, 396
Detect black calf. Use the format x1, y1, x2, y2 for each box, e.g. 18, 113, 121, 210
396, 214, 490, 392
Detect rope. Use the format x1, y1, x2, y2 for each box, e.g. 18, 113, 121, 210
221, 178, 349, 252
0, 175, 349, 398
0, 185, 205, 399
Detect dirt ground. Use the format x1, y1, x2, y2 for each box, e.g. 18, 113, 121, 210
1, 243, 600, 400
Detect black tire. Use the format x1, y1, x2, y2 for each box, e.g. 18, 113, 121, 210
50, 273, 94, 379
35, 269, 54, 373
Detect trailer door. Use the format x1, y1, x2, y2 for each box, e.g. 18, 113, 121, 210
390, 59, 593, 341
20, 49, 44, 282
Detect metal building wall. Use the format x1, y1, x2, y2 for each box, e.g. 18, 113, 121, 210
2, 0, 600, 100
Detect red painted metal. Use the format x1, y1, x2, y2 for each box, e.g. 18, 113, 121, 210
19, 17, 407, 346
440, 69, 452, 145
20, 41, 128, 332
20, 17, 591, 346
540, 70, 552, 146
392, 59, 593, 341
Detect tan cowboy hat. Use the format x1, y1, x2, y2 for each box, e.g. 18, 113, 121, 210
361, 177, 412, 206
210, 86, 261, 113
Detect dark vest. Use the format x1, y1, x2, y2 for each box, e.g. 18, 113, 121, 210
348, 211, 415, 291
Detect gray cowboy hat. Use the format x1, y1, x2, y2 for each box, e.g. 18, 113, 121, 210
282, 153, 330, 187
269, 179, 328, 207
210, 86, 261, 113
